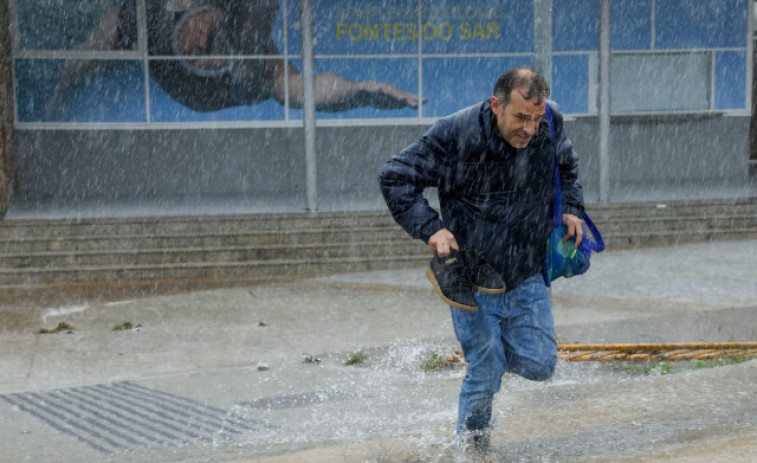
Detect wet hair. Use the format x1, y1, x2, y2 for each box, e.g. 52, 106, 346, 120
493, 67, 550, 105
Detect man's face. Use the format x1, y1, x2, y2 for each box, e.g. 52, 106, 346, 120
491, 88, 546, 149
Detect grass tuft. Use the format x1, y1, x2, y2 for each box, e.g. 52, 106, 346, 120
112, 322, 134, 331
344, 351, 368, 366
420, 352, 459, 372
38, 321, 75, 334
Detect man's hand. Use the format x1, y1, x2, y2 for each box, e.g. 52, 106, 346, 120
357, 80, 425, 109
428, 228, 459, 257
562, 213, 584, 248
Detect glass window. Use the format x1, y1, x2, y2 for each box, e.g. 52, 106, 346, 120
422, 56, 533, 118
655, 0, 747, 49
15, 59, 146, 123
611, 0, 651, 51
714, 51, 747, 110
16, 0, 129, 51
611, 52, 711, 113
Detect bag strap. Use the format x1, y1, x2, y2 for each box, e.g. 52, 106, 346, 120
544, 104, 605, 253
582, 213, 605, 252
544, 104, 563, 227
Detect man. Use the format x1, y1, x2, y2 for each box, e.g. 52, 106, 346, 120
49, 0, 422, 119
378, 67, 585, 449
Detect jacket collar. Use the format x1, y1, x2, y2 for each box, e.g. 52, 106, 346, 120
482, 99, 510, 155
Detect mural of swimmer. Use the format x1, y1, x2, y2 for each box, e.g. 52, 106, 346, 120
47, 0, 423, 120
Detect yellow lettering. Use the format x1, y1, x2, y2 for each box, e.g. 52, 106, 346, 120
363, 23, 379, 41
375, 23, 386, 40
393, 23, 406, 40
423, 23, 436, 40
348, 23, 362, 41
487, 22, 499, 39
459, 21, 471, 40
336, 23, 348, 41
472, 22, 485, 39
387, 7, 415, 20
439, 23, 453, 40
406, 22, 418, 41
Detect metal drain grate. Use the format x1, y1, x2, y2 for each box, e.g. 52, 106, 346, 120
1, 381, 270, 455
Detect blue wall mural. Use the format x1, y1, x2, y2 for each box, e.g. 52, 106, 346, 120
13, 0, 750, 123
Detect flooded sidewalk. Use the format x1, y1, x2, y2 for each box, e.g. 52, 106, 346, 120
0, 240, 755, 462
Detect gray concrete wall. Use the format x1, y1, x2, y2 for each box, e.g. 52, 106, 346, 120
608, 114, 751, 202
10, 115, 752, 217
12, 125, 429, 215
562, 114, 751, 203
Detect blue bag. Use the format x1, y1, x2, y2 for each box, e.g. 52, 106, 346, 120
544, 104, 605, 284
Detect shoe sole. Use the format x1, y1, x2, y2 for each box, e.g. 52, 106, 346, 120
425, 266, 477, 312
472, 285, 507, 294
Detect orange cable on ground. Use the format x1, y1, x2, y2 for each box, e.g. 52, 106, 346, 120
557, 342, 757, 361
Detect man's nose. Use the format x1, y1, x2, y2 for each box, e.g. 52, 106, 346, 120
523, 119, 537, 135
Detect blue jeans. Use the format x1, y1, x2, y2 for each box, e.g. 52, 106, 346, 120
449, 273, 557, 434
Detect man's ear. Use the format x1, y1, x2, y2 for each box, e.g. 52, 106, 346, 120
490, 96, 500, 113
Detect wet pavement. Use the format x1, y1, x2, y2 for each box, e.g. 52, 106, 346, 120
0, 240, 755, 462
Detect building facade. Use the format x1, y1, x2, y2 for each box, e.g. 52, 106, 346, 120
2, 0, 754, 218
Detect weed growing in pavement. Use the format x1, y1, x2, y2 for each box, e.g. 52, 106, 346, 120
112, 322, 134, 331
622, 356, 755, 376
344, 351, 368, 366
624, 361, 672, 375
691, 356, 754, 369
38, 321, 75, 334
420, 352, 459, 372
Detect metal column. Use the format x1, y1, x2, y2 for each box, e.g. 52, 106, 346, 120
300, 0, 318, 212
598, 0, 611, 204
534, 0, 553, 88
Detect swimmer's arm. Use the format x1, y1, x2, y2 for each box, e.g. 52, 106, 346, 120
271, 61, 423, 112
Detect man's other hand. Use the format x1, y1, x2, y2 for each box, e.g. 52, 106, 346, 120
428, 228, 459, 257
562, 213, 584, 248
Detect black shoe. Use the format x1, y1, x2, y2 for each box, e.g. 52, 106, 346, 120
426, 249, 477, 312
465, 251, 506, 294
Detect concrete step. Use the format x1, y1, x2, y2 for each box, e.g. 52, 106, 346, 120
594, 214, 757, 235
0, 212, 399, 240
2, 214, 753, 257
0, 254, 431, 287
0, 198, 754, 287
585, 198, 757, 220
602, 228, 757, 249
2, 204, 753, 254
1, 198, 753, 240
0, 240, 427, 269
0, 226, 410, 254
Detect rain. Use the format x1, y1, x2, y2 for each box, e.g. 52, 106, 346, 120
0, 0, 756, 462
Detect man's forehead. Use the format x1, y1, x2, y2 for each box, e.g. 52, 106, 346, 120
509, 89, 546, 111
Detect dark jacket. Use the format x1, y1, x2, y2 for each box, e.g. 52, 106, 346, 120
378, 99, 584, 290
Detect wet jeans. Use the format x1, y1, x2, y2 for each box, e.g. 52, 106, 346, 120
449, 273, 557, 434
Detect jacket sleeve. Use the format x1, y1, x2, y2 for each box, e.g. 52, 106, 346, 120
378, 123, 454, 243
550, 102, 585, 218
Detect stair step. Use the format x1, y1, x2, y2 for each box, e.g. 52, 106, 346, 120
594, 214, 757, 234
0, 199, 754, 287
0, 227, 410, 254
0, 255, 431, 287
0, 240, 428, 269
602, 228, 757, 249
0, 213, 399, 240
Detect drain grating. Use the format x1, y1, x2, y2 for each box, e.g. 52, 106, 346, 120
1, 381, 270, 455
